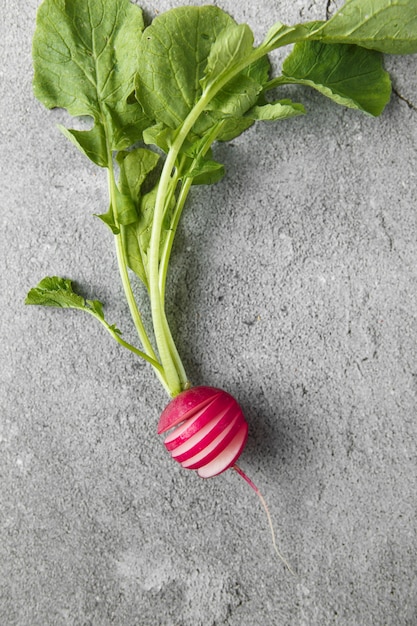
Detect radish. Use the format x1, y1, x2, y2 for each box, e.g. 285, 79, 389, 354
158, 386, 248, 477
26, 0, 417, 569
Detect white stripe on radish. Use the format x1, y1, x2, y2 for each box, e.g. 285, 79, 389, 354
196, 422, 248, 477
179, 412, 242, 468
164, 394, 234, 451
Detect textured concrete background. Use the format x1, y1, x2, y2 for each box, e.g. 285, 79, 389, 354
1, 1, 417, 624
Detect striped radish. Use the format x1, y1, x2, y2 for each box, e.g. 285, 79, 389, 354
158, 386, 248, 478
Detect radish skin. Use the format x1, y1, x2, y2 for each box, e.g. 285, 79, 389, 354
158, 386, 223, 434
164, 394, 234, 450
171, 410, 240, 464
180, 414, 243, 469
158, 386, 248, 478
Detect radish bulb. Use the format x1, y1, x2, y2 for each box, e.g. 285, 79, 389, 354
158, 385, 295, 573
157, 386, 248, 478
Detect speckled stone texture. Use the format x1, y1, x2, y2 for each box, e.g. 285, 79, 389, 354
1, 1, 417, 624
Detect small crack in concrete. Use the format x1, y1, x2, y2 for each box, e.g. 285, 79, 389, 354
392, 87, 417, 113
325, 0, 334, 20
379, 212, 394, 252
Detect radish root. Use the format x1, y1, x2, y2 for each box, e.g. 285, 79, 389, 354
233, 464, 296, 576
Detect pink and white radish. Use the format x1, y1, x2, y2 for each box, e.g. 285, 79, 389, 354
158, 385, 294, 572
157, 386, 248, 478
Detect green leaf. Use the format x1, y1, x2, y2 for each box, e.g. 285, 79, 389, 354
25, 276, 86, 309
136, 6, 270, 141
261, 0, 417, 55
201, 23, 255, 90
86, 298, 105, 319
279, 41, 392, 116
26, 276, 124, 336
33, 0, 144, 117
59, 123, 108, 168
95, 149, 160, 236
188, 158, 225, 186
205, 74, 263, 117
215, 117, 255, 142
315, 0, 417, 54
121, 223, 148, 286
106, 104, 152, 152
33, 0, 147, 154
201, 22, 272, 125
114, 188, 138, 227
139, 186, 175, 259
143, 123, 175, 153
120, 186, 167, 288
26, 276, 164, 366
136, 186, 160, 255
246, 99, 306, 121
116, 148, 161, 285
261, 21, 322, 52
95, 207, 119, 234
136, 6, 235, 130
85, 298, 122, 334
120, 173, 175, 287
117, 148, 160, 201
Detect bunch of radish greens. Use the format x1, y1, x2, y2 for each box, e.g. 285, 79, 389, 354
27, 0, 416, 511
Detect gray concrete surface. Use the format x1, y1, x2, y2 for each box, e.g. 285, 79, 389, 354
1, 1, 417, 624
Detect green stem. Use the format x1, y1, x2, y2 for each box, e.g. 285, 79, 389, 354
152, 161, 189, 391
106, 160, 171, 394
148, 47, 274, 396
157, 167, 191, 390
148, 146, 186, 396
155, 121, 228, 390
87, 310, 164, 371
159, 122, 225, 302
262, 75, 298, 92
158, 176, 193, 302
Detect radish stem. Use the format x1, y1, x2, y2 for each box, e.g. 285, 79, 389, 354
233, 464, 296, 575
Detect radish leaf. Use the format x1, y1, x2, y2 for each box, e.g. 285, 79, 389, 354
246, 99, 305, 122
136, 6, 235, 130
262, 0, 417, 55
136, 6, 269, 139
33, 0, 148, 153
117, 148, 160, 204
271, 41, 392, 116
261, 22, 317, 52
58, 125, 108, 168
316, 0, 417, 54
25, 276, 118, 333
204, 74, 263, 117
116, 148, 161, 286
201, 23, 255, 89
25, 276, 164, 367
26, 276, 87, 310
188, 158, 225, 186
